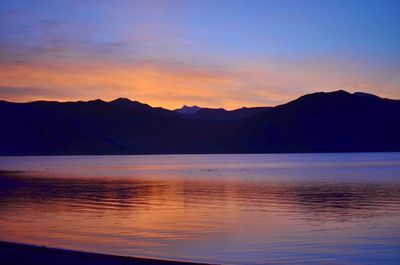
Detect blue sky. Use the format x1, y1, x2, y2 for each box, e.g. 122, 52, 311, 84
0, 0, 399, 108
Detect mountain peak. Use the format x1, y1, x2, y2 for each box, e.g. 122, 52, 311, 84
353, 92, 380, 99
111, 97, 132, 103
174, 105, 202, 114
110, 98, 152, 111
88, 99, 105, 104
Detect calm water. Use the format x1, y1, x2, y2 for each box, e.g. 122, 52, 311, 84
0, 153, 400, 264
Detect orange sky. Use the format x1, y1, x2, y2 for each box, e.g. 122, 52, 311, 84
1, 57, 399, 110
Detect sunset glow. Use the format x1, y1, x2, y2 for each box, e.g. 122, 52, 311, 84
1, 2, 400, 265
1, 0, 399, 109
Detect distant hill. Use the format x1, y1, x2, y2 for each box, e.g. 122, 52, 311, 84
236, 90, 400, 153
353, 92, 381, 99
111, 98, 177, 117
174, 105, 202, 115
175, 106, 271, 120
0, 90, 399, 155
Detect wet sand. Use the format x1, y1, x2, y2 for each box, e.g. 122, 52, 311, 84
0, 241, 214, 265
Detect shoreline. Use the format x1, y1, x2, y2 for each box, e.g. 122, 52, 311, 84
0, 241, 215, 265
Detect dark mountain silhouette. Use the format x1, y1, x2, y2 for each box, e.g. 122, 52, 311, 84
177, 106, 271, 120
110, 98, 176, 117
110, 98, 153, 111
235, 90, 400, 153
0, 90, 399, 155
353, 92, 381, 99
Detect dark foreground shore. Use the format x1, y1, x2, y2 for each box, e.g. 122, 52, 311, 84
0, 241, 214, 265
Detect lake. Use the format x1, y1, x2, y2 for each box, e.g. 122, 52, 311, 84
0, 153, 400, 264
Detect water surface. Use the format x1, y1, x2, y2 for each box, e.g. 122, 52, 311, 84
0, 153, 400, 264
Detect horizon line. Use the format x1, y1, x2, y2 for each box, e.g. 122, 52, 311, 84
1, 90, 396, 111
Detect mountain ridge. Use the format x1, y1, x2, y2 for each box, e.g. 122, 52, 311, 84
1, 90, 399, 155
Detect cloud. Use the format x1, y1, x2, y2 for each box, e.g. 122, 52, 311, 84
1, 55, 399, 109
1, 3, 399, 109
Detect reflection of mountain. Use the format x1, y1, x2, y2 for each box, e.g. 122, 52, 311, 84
1, 171, 400, 221
287, 184, 400, 221
0, 90, 399, 155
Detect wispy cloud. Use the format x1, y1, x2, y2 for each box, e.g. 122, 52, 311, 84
1, 55, 399, 109
1, 1, 399, 108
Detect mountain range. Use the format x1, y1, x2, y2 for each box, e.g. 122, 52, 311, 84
0, 90, 399, 155
174, 105, 271, 120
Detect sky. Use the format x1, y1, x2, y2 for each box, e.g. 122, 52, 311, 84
0, 0, 399, 109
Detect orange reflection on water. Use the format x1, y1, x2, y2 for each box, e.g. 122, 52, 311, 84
1, 154, 400, 264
